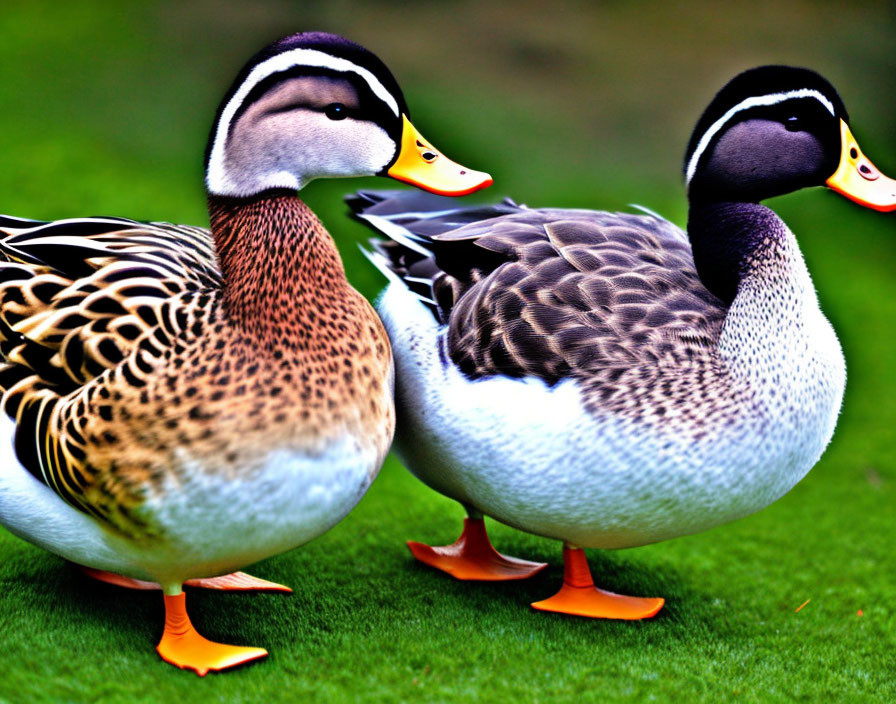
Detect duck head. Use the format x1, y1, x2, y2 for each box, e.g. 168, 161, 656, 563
205, 32, 491, 198
684, 65, 896, 211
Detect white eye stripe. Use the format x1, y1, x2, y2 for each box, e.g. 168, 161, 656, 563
207, 48, 399, 195
685, 89, 836, 185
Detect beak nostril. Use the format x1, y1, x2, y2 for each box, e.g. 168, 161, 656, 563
849, 147, 859, 159
859, 165, 872, 174
460, 170, 467, 175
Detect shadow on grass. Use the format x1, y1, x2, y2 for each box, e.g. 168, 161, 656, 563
391, 536, 731, 636
0, 487, 792, 688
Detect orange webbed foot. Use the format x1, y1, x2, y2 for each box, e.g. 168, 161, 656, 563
408, 517, 547, 581
530, 545, 664, 620
184, 572, 292, 593
80, 566, 291, 593
156, 592, 267, 676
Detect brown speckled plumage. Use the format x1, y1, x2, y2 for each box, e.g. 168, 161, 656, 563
208, 194, 392, 451
0, 30, 495, 674
0, 194, 393, 538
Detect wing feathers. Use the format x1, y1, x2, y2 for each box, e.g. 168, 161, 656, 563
0, 214, 221, 522
352, 190, 728, 384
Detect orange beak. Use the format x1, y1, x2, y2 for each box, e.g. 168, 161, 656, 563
825, 119, 896, 212
387, 115, 492, 196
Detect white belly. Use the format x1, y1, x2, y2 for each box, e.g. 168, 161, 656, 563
380, 280, 845, 549
0, 414, 379, 584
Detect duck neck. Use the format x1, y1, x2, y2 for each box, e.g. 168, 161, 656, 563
686, 199, 794, 306
687, 200, 842, 416
208, 191, 349, 339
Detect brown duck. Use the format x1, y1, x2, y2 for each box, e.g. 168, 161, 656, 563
0, 31, 490, 675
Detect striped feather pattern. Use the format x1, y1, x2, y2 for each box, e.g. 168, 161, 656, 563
0, 215, 220, 530
0, 217, 218, 394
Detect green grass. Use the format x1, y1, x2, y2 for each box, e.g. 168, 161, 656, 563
1, 1, 895, 701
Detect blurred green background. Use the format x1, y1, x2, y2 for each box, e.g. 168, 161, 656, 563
0, 1, 894, 702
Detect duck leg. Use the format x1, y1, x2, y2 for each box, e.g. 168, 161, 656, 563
79, 565, 292, 592
156, 586, 268, 676
407, 507, 547, 580
531, 544, 664, 619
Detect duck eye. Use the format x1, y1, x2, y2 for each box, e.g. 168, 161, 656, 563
784, 115, 802, 132
324, 103, 348, 120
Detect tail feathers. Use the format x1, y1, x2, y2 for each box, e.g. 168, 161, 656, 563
0, 214, 47, 232
349, 189, 524, 322
358, 245, 440, 315
348, 189, 521, 238
359, 213, 433, 256
357, 245, 404, 286
0, 217, 143, 275
348, 189, 522, 265
346, 189, 463, 219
